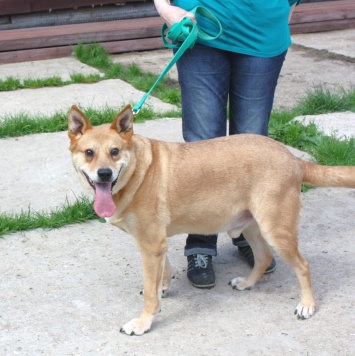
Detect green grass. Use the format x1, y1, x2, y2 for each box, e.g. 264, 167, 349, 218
0, 106, 182, 139
74, 43, 181, 106
0, 43, 181, 108
0, 195, 98, 237
269, 117, 355, 166
105, 63, 181, 106
269, 85, 355, 166
0, 74, 102, 91
23, 76, 66, 88
74, 42, 112, 69
0, 77, 22, 91
295, 86, 355, 114
310, 136, 355, 166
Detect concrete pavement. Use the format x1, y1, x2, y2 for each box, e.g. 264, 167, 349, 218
0, 29, 354, 355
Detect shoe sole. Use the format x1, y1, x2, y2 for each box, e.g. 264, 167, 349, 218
264, 264, 276, 274
188, 280, 215, 289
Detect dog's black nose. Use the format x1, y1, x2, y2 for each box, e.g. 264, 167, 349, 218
98, 168, 113, 181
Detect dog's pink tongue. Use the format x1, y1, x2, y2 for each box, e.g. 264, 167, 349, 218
93, 183, 116, 218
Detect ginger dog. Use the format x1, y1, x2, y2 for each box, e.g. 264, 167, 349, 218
68, 104, 355, 335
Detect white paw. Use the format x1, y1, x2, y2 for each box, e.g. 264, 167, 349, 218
120, 317, 152, 336
294, 303, 315, 320
229, 277, 250, 291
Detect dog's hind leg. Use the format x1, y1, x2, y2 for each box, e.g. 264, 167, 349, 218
120, 233, 168, 336
229, 220, 273, 290
254, 192, 315, 319
269, 230, 315, 319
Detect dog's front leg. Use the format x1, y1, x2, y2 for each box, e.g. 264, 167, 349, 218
120, 236, 168, 336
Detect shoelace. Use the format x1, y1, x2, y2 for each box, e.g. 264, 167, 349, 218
194, 254, 209, 269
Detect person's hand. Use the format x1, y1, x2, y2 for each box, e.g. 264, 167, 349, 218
154, 1, 196, 27
161, 5, 196, 27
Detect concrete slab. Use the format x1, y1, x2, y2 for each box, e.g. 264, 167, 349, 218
294, 111, 355, 139
0, 118, 183, 215
292, 28, 355, 58
112, 48, 178, 81
0, 57, 102, 82
113, 45, 355, 110
0, 79, 177, 120
275, 46, 355, 110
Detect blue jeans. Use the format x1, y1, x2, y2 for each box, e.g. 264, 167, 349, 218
176, 44, 287, 257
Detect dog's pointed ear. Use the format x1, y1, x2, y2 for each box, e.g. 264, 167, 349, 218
111, 104, 134, 143
68, 105, 92, 141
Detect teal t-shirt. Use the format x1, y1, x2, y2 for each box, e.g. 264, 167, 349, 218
174, 0, 300, 57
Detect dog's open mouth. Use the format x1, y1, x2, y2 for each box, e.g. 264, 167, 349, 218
83, 171, 118, 218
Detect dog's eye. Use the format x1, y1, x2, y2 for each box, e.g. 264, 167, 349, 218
111, 148, 119, 156
85, 149, 94, 157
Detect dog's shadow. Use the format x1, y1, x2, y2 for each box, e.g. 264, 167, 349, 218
152, 234, 352, 330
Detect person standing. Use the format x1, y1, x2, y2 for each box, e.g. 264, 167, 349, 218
154, 0, 300, 288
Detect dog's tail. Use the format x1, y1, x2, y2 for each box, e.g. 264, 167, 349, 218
302, 160, 355, 188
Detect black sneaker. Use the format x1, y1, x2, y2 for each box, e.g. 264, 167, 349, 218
187, 254, 215, 289
238, 245, 276, 274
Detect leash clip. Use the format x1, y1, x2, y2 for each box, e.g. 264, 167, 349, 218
132, 109, 140, 116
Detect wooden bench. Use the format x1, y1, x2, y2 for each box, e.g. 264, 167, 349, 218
0, 0, 139, 15
290, 0, 355, 33
0, 16, 164, 64
0, 0, 354, 64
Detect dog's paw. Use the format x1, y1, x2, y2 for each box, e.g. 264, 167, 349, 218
120, 317, 152, 336
294, 303, 315, 320
229, 277, 251, 291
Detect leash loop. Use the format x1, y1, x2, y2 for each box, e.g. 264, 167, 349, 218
132, 6, 222, 115
162, 6, 222, 48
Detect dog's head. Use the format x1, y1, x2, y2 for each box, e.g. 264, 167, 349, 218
68, 104, 134, 218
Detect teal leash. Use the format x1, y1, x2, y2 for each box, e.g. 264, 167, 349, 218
132, 6, 222, 115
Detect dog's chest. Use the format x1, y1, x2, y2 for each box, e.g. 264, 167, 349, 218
109, 216, 130, 233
